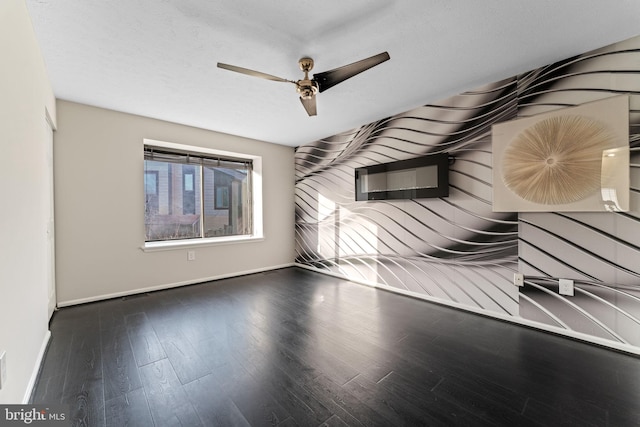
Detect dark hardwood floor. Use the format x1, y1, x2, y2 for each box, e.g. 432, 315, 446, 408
31, 267, 640, 426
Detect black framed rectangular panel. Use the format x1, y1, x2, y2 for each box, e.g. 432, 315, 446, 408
355, 154, 449, 201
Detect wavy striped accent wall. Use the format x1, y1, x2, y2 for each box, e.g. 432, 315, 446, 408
296, 77, 521, 316
295, 35, 640, 348
516, 36, 640, 346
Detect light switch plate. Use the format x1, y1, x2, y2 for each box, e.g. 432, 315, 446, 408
513, 273, 524, 287
559, 278, 574, 296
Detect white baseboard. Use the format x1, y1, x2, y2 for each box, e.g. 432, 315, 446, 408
23, 330, 51, 404
57, 263, 295, 307
295, 263, 640, 357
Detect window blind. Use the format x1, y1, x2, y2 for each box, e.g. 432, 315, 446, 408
144, 146, 251, 170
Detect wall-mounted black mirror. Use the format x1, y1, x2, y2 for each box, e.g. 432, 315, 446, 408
355, 153, 449, 201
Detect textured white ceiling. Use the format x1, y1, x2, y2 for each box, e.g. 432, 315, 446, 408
26, 0, 640, 147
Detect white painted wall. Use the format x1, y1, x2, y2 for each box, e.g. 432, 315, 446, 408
54, 101, 295, 305
0, 0, 57, 403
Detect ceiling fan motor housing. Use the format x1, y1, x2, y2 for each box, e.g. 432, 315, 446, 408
296, 81, 318, 99
296, 57, 318, 99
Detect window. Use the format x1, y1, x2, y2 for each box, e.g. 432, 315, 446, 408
143, 139, 262, 246
144, 171, 159, 215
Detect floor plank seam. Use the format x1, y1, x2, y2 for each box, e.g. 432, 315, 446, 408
430, 377, 445, 392
375, 371, 394, 384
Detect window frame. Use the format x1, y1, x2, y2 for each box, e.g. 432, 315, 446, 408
141, 138, 263, 252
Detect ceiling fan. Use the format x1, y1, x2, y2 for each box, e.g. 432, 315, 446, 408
217, 52, 390, 116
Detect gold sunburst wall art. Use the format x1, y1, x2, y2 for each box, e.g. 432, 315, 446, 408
492, 95, 630, 212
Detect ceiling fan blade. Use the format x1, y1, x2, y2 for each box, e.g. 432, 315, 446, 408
313, 51, 390, 93
217, 62, 294, 83
300, 96, 317, 116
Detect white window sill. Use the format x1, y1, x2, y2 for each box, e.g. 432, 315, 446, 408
141, 234, 264, 252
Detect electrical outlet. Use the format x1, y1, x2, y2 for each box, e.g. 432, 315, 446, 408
0, 351, 6, 390
187, 250, 196, 261
559, 278, 574, 296
513, 273, 524, 287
